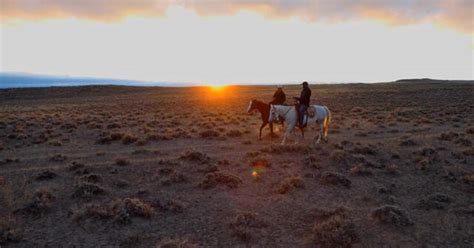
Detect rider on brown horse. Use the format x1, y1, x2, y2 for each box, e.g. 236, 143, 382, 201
269, 85, 286, 105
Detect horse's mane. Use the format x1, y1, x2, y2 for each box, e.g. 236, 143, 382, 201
252, 99, 268, 105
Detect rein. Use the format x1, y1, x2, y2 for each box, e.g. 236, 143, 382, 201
276, 105, 293, 119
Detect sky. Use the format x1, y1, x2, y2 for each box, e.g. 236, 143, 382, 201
1, 0, 473, 85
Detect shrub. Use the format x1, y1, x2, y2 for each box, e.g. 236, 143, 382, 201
72, 183, 106, 199
0, 215, 22, 244
370, 205, 413, 226
385, 164, 399, 175
157, 238, 196, 248
329, 150, 353, 166
119, 198, 154, 218
466, 127, 474, 134
312, 213, 358, 247
349, 164, 373, 176
277, 176, 305, 194
68, 162, 85, 171
180, 151, 210, 164
199, 130, 220, 138
418, 193, 451, 210
50, 154, 67, 162
462, 174, 474, 184
199, 172, 242, 189
122, 134, 138, 144
36, 170, 58, 181
73, 198, 154, 223
261, 144, 310, 154
400, 139, 418, 146
161, 172, 187, 186
115, 158, 130, 166
15, 188, 54, 216
229, 211, 266, 241
226, 130, 242, 137
321, 172, 351, 188
80, 174, 103, 183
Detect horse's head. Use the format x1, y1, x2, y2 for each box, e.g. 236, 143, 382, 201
268, 104, 279, 123
247, 99, 256, 113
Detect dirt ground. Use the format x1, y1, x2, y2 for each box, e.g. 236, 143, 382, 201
1, 80, 473, 247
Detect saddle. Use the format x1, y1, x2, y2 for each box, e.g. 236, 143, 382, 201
296, 105, 315, 128
307, 107, 316, 118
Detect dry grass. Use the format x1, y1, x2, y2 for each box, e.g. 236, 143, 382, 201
0, 82, 472, 247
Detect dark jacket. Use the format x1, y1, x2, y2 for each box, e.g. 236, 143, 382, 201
271, 89, 286, 105
296, 87, 311, 106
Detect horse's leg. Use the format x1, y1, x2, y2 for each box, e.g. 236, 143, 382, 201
281, 123, 295, 145
323, 123, 328, 143
315, 123, 323, 144
294, 126, 304, 144
259, 122, 267, 140
323, 117, 329, 143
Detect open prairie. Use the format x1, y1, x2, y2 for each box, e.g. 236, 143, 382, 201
0, 80, 473, 247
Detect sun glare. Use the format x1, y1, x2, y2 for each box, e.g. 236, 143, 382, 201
209, 85, 227, 92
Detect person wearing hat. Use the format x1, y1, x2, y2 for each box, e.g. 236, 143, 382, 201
269, 85, 286, 105
293, 81, 311, 127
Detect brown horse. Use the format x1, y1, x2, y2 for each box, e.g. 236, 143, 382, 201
247, 99, 274, 139
247, 99, 305, 140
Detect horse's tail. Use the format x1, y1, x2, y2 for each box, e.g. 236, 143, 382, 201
323, 106, 331, 137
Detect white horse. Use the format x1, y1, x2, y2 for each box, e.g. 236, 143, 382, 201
269, 104, 331, 145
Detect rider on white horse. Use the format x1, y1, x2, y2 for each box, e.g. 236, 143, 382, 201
293, 81, 311, 127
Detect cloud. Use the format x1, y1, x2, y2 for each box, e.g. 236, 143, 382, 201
1, 0, 472, 33
0, 0, 170, 21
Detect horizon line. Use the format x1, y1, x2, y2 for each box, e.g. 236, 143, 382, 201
1, 71, 473, 89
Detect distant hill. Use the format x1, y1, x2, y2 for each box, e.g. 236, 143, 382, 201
0, 73, 193, 88
395, 78, 473, 84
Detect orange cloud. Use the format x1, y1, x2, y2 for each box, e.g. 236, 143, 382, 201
1, 0, 472, 33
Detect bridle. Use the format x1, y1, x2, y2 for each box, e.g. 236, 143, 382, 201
271, 105, 292, 121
